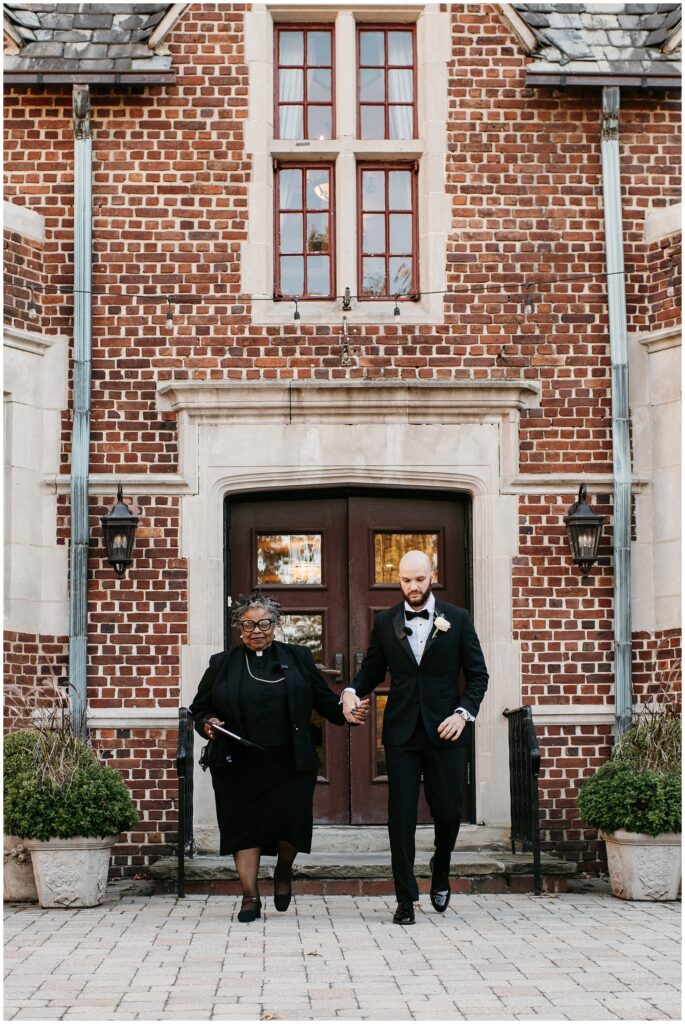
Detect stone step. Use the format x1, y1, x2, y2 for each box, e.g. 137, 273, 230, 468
150, 826, 576, 896
306, 823, 510, 852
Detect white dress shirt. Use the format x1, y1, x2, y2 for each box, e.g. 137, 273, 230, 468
404, 592, 435, 664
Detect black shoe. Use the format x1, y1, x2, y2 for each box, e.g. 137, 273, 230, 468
237, 896, 262, 923
429, 856, 451, 913
273, 864, 292, 912
392, 900, 415, 925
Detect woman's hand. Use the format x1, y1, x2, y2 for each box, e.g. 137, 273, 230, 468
204, 717, 224, 739
343, 695, 370, 726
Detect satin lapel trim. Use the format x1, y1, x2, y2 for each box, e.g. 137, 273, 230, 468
273, 641, 298, 722
393, 606, 417, 665
421, 601, 446, 660
225, 646, 244, 729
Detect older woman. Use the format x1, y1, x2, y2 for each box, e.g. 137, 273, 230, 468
190, 593, 368, 922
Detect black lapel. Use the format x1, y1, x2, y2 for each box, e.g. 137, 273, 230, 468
224, 646, 245, 728
393, 605, 418, 665
422, 600, 448, 660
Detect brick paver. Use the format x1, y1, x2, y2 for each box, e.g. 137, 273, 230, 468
4, 883, 681, 1021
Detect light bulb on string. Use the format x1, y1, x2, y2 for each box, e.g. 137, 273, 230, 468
667, 260, 675, 298
28, 286, 38, 320
165, 296, 173, 330
293, 298, 301, 335
523, 285, 534, 319
393, 295, 400, 318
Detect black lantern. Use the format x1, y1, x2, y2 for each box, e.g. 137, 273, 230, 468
564, 484, 604, 573
101, 484, 139, 578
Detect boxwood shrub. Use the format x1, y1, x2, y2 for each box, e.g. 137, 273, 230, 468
577, 759, 681, 836
4, 730, 138, 841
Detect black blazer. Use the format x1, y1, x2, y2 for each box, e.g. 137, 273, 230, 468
189, 640, 345, 772
351, 600, 489, 747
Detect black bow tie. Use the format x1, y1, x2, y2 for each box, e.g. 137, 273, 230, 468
406, 609, 430, 620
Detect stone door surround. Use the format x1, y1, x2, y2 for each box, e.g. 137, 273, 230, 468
156, 378, 539, 831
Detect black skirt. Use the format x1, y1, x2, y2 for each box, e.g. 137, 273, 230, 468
210, 743, 317, 856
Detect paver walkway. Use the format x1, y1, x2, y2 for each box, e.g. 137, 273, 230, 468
4, 882, 681, 1021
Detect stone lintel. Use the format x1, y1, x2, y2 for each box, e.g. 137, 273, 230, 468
156, 379, 542, 423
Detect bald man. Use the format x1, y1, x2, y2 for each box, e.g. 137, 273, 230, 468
342, 550, 489, 924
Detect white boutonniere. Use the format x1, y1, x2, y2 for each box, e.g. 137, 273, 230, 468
431, 613, 451, 640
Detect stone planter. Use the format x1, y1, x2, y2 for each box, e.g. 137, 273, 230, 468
600, 829, 682, 901
24, 836, 118, 908
3, 835, 38, 902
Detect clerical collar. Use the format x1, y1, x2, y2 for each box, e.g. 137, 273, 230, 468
247, 644, 274, 659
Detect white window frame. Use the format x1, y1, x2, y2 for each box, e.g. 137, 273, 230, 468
243, 4, 451, 327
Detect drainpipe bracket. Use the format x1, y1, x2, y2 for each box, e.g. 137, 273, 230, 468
72, 84, 91, 141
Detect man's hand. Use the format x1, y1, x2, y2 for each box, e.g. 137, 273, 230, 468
437, 713, 466, 742
342, 691, 370, 725
204, 717, 224, 739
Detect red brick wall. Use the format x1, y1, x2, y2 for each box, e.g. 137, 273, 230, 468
632, 628, 682, 709
3, 229, 44, 330
93, 729, 179, 875
4, 633, 70, 731
514, 492, 615, 706
538, 724, 614, 873
3, 4, 681, 873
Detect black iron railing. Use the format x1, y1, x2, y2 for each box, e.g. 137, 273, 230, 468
503, 705, 542, 896
175, 706, 195, 898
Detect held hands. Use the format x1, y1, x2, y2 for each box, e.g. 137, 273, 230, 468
437, 713, 467, 742
341, 691, 370, 726
204, 717, 224, 739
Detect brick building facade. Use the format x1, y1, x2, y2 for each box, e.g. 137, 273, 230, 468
3, 3, 681, 876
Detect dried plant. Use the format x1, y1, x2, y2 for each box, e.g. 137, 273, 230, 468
613, 679, 681, 776
4, 676, 91, 788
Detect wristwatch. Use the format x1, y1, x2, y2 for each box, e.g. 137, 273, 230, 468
455, 707, 473, 722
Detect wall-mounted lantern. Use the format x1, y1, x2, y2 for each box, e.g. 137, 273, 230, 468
564, 484, 604, 574
101, 484, 139, 578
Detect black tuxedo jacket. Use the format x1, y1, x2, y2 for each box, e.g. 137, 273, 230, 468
351, 600, 489, 747
189, 641, 345, 772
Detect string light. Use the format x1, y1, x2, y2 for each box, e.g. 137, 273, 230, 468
24, 267, 630, 306
667, 260, 675, 298
17, 268, 636, 333
28, 286, 38, 320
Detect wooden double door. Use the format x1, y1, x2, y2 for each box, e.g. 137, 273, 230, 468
227, 489, 473, 825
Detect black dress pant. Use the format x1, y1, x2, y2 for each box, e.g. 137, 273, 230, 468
385, 717, 465, 902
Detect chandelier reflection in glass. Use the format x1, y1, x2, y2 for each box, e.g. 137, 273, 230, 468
256, 533, 322, 585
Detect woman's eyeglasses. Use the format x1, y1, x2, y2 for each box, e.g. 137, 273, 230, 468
240, 618, 275, 633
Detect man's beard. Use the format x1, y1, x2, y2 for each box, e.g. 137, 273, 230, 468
405, 585, 431, 608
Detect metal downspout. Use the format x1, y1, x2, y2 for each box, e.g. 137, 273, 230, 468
69, 85, 92, 739
600, 86, 633, 739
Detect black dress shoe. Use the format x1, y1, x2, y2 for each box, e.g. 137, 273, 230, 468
429, 856, 451, 913
392, 900, 415, 925
273, 864, 292, 912
237, 896, 262, 923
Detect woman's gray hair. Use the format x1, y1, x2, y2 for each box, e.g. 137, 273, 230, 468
230, 592, 282, 630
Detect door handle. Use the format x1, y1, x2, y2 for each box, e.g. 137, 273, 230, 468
316, 652, 344, 684
355, 652, 364, 674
